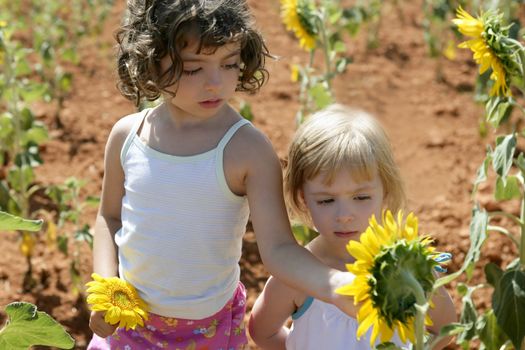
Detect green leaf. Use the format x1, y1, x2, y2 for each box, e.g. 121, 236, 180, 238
308, 83, 333, 110
22, 125, 49, 146
75, 224, 93, 249
239, 101, 254, 121
85, 196, 100, 207
485, 96, 513, 128
516, 153, 525, 174
335, 57, 351, 74
375, 342, 403, 349
492, 269, 525, 349
473, 155, 490, 194
484, 263, 503, 288
457, 286, 478, 343
435, 208, 487, 288
291, 223, 317, 245
439, 322, 473, 337
494, 175, 521, 201
476, 309, 509, 350
0, 211, 42, 231
19, 83, 48, 103
7, 165, 35, 192
492, 134, 516, 181
0, 302, 75, 349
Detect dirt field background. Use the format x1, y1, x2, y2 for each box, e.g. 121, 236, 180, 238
0, 0, 520, 348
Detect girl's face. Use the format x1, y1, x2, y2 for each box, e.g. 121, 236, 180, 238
160, 40, 241, 120
302, 167, 384, 253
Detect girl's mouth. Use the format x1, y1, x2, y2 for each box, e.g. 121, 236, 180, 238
334, 231, 359, 238
199, 99, 223, 109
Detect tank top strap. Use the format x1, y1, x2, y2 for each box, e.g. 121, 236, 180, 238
120, 108, 151, 165
291, 296, 314, 320
216, 118, 250, 152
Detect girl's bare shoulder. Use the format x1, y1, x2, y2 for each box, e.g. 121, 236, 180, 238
228, 122, 280, 167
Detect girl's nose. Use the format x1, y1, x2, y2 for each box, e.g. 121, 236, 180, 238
205, 69, 222, 92
336, 203, 354, 223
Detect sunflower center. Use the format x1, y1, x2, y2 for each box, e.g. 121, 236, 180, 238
369, 240, 436, 326
112, 290, 133, 309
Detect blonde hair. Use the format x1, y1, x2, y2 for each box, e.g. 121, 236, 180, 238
284, 104, 406, 226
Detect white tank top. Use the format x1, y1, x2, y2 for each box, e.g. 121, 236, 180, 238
115, 108, 250, 319
286, 297, 410, 350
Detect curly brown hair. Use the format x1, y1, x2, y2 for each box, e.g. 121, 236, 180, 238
115, 0, 271, 106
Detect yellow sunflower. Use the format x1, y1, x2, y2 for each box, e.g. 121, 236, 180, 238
86, 273, 148, 330
280, 0, 317, 50
336, 210, 441, 347
452, 7, 510, 96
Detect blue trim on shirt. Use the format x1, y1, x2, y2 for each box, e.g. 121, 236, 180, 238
291, 296, 314, 320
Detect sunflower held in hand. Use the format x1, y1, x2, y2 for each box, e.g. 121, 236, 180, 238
86, 273, 148, 330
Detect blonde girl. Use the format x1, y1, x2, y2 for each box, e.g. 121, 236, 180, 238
248, 104, 456, 350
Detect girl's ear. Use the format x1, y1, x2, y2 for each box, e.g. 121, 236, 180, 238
299, 189, 306, 207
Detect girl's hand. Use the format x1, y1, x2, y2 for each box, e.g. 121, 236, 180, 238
330, 270, 359, 318
89, 310, 118, 338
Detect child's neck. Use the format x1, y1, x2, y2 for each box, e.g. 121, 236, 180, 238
161, 102, 234, 130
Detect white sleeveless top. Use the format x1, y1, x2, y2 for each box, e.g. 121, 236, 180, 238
115, 108, 250, 319
286, 297, 410, 350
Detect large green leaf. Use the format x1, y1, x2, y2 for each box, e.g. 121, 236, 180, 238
0, 211, 42, 231
0, 302, 75, 349
492, 269, 525, 349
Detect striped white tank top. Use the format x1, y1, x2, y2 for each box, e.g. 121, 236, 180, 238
115, 108, 250, 319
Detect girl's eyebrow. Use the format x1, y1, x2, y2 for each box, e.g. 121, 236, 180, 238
182, 50, 241, 62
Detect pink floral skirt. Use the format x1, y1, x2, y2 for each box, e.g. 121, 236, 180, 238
87, 282, 247, 350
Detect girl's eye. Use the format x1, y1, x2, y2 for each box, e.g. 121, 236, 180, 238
354, 195, 371, 201
223, 63, 240, 70
317, 199, 334, 205
183, 68, 201, 76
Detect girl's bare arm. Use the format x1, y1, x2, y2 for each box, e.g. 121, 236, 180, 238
428, 285, 457, 349
92, 115, 136, 277
248, 276, 300, 349
229, 126, 357, 316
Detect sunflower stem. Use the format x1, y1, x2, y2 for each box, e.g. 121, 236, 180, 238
519, 191, 525, 270
400, 270, 427, 350
315, 11, 332, 91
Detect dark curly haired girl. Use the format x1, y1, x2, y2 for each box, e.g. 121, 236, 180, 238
87, 1, 358, 349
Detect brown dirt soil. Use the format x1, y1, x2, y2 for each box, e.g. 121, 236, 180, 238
0, 0, 521, 349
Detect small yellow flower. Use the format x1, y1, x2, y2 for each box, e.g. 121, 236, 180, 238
336, 211, 439, 346
20, 232, 35, 257
0, 20, 7, 28
443, 40, 457, 61
290, 64, 300, 82
280, 0, 316, 50
452, 7, 510, 96
86, 273, 148, 330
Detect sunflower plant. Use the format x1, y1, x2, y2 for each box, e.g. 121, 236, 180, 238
336, 210, 462, 350
281, 0, 389, 245
449, 6, 525, 349
86, 273, 149, 330
280, 0, 384, 124
0, 212, 75, 349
